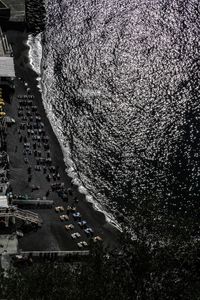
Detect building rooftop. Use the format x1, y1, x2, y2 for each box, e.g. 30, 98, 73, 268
0, 1, 8, 9
1, 0, 25, 22
0, 234, 18, 255
0, 57, 15, 77
0, 195, 8, 207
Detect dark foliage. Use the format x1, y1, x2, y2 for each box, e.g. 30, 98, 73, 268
0, 234, 200, 300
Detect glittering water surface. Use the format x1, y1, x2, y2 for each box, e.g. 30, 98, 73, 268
40, 0, 200, 222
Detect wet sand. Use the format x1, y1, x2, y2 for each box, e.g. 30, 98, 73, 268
5, 29, 120, 251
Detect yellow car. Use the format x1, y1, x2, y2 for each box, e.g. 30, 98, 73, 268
60, 214, 69, 221
54, 206, 64, 212
0, 113, 6, 118
93, 236, 103, 243
65, 224, 74, 230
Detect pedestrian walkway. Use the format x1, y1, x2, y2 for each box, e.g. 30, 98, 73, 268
0, 207, 42, 225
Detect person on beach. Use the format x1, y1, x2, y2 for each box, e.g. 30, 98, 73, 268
74, 197, 79, 203
27, 166, 31, 174
68, 188, 73, 196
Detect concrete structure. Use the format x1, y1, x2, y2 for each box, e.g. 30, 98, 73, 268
0, 0, 25, 22
0, 195, 8, 207
13, 250, 90, 263
21, 250, 90, 257
0, 234, 18, 270
0, 26, 15, 101
0, 26, 12, 56
0, 1, 10, 22
12, 199, 54, 207
0, 234, 18, 254
0, 57, 15, 77
0, 206, 43, 227
0, 57, 15, 96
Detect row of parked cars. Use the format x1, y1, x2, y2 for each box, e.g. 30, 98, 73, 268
54, 205, 103, 247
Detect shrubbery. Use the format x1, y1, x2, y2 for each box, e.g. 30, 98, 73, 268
0, 233, 200, 300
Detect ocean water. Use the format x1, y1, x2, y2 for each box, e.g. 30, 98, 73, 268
28, 0, 200, 229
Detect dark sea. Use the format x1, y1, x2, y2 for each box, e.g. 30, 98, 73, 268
28, 0, 200, 229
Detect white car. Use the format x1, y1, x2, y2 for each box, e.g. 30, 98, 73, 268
63, 215, 69, 221
59, 215, 65, 221
77, 242, 83, 248
60, 214, 69, 221
71, 233, 77, 239
55, 206, 64, 212
71, 232, 81, 239
16, 231, 24, 238
65, 224, 74, 230
77, 241, 88, 248
81, 241, 88, 247
93, 236, 103, 242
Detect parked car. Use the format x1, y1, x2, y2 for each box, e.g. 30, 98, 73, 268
72, 212, 81, 220
65, 224, 74, 230
77, 242, 83, 248
93, 236, 103, 242
81, 241, 88, 247
60, 214, 69, 221
71, 232, 81, 239
16, 231, 24, 238
54, 206, 64, 212
77, 241, 88, 248
84, 228, 94, 237
78, 220, 87, 228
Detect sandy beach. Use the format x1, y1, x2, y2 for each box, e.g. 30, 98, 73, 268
4, 28, 120, 251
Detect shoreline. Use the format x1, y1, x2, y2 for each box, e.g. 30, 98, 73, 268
27, 32, 122, 233
6, 28, 121, 250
